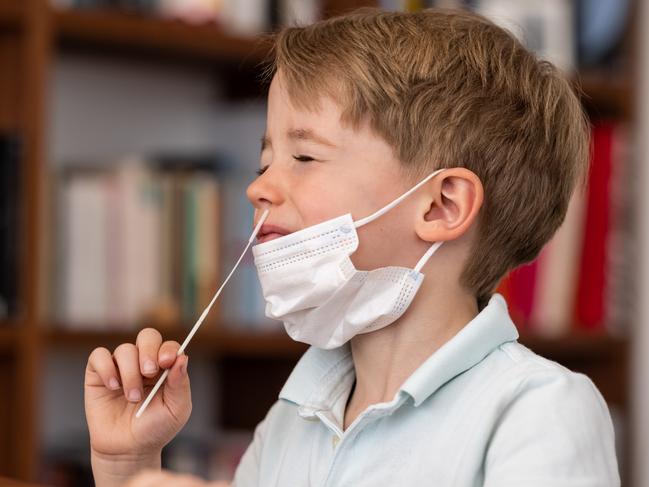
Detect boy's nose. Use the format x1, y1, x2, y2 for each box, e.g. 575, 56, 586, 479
246, 165, 285, 210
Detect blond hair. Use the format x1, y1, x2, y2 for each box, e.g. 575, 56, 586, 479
263, 8, 590, 309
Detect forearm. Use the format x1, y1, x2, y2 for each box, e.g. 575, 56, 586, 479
91, 449, 161, 487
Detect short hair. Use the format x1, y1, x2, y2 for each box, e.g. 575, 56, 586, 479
263, 8, 589, 309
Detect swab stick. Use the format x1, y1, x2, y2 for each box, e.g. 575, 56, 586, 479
136, 209, 269, 418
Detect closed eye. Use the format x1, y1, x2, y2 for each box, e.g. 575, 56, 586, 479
293, 155, 315, 162
256, 155, 314, 177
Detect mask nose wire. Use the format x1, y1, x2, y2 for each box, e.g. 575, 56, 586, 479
352, 168, 445, 229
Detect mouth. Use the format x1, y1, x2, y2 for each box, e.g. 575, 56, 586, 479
257, 224, 291, 243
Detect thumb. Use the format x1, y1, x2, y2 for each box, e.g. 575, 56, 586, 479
162, 354, 192, 424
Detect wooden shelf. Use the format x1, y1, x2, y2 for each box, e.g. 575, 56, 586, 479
44, 323, 626, 362
575, 71, 632, 118
48, 9, 632, 113
45, 325, 308, 358
51, 7, 271, 65
520, 332, 627, 362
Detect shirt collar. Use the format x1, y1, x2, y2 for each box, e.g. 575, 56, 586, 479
400, 293, 519, 406
279, 340, 354, 411
279, 293, 518, 410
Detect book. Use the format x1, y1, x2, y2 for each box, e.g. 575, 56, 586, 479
61, 167, 111, 326
0, 134, 21, 320
475, 0, 576, 72
605, 124, 632, 335
218, 171, 280, 331
54, 155, 223, 330
529, 188, 587, 337
500, 122, 629, 337
195, 174, 221, 320
575, 122, 616, 330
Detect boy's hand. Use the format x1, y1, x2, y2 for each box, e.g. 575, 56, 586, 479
125, 470, 230, 487
84, 328, 192, 483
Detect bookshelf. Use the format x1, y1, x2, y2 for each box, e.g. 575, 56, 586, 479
45, 326, 309, 358
0, 0, 634, 483
53, 8, 269, 62
578, 72, 633, 119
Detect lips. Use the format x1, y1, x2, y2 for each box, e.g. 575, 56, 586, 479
257, 223, 291, 243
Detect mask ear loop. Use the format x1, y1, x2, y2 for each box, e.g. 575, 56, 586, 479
353, 168, 446, 229
414, 241, 443, 273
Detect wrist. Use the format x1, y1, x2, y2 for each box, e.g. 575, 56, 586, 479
91, 449, 161, 487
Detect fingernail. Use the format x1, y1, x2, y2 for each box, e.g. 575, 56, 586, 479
128, 389, 142, 402
161, 354, 173, 364
108, 377, 120, 390
180, 357, 188, 375
143, 360, 157, 374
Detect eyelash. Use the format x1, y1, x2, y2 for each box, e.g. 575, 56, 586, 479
293, 154, 314, 162
255, 155, 315, 176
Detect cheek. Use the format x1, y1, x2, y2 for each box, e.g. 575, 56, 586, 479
298, 196, 348, 226
351, 206, 421, 270
293, 180, 360, 226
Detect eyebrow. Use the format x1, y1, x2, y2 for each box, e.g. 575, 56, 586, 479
260, 128, 337, 153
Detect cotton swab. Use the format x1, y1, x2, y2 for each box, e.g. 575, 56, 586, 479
135, 209, 269, 418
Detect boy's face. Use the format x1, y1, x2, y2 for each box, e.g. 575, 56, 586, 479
247, 72, 428, 270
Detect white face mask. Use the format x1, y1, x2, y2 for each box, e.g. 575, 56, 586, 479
252, 169, 445, 349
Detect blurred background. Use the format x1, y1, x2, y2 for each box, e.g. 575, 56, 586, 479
0, 0, 645, 485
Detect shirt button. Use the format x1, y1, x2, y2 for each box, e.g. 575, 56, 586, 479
332, 435, 340, 449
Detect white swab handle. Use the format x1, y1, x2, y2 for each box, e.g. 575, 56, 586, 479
135, 209, 269, 419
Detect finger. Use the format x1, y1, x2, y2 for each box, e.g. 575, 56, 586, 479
86, 347, 121, 390
113, 343, 144, 403
163, 354, 192, 425
158, 340, 181, 369
136, 328, 163, 377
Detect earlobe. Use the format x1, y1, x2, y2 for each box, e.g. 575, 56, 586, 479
415, 168, 484, 243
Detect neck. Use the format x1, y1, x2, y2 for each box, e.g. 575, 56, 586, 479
344, 274, 479, 429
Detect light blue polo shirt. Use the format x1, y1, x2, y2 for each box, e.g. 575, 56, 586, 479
232, 294, 619, 486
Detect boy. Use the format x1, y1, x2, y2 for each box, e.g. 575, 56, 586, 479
85, 8, 619, 487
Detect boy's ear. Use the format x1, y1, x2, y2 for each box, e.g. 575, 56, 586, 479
414, 168, 484, 243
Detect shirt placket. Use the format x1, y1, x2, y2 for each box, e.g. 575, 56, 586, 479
320, 393, 409, 487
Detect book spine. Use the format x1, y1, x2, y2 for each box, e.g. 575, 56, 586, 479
0, 134, 21, 319
530, 188, 587, 336
576, 122, 615, 330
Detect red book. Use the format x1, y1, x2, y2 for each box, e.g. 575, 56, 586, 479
509, 261, 538, 329
575, 122, 615, 330
497, 259, 538, 332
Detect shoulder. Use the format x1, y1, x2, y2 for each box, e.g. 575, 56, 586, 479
493, 341, 608, 409
480, 341, 620, 486
461, 339, 616, 446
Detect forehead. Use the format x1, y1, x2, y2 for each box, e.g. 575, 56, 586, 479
266, 74, 351, 142
268, 74, 340, 120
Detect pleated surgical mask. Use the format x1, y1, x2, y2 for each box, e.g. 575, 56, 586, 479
252, 169, 445, 349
